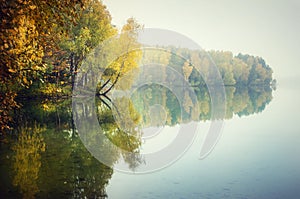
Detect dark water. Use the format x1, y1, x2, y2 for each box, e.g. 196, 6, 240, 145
1, 83, 299, 198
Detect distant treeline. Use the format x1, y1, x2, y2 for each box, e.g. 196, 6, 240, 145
0, 0, 275, 132
142, 47, 274, 87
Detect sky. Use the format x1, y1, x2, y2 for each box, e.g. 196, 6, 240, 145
101, 1, 300, 196
103, 0, 300, 81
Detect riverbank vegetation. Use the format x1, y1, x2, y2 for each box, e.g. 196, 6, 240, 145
0, 0, 275, 132
0, 0, 142, 131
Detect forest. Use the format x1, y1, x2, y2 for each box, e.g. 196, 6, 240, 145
0, 1, 277, 198
0, 0, 142, 131
141, 47, 274, 87
0, 0, 275, 132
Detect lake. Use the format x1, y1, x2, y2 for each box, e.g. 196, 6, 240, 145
1, 79, 299, 198
106, 82, 300, 199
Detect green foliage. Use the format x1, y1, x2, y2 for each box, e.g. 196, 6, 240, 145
144, 47, 274, 87
0, 0, 89, 131
0, 82, 274, 197
96, 97, 142, 154
58, 0, 117, 88
0, 0, 274, 135
236, 53, 273, 85
132, 84, 273, 125
0, 96, 143, 197
0, 0, 143, 131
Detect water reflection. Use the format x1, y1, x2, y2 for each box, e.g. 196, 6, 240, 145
0, 83, 273, 198
132, 85, 273, 126
38, 127, 112, 198
0, 100, 114, 198
12, 124, 45, 199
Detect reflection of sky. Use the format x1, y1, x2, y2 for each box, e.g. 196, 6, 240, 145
140, 125, 179, 154
103, 0, 300, 79
107, 82, 300, 198
102, 0, 300, 198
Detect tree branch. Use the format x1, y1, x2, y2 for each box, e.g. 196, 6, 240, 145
102, 61, 125, 96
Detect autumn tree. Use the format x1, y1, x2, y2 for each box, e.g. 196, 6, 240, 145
236, 53, 273, 85
97, 18, 143, 97
209, 50, 236, 85
182, 60, 193, 81
59, 0, 116, 89
0, 0, 89, 130
0, 0, 88, 89
232, 57, 250, 84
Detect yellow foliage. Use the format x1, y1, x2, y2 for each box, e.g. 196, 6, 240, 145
183, 91, 194, 114
182, 61, 193, 81
113, 97, 141, 132
12, 124, 46, 199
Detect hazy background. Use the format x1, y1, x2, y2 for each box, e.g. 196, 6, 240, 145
103, 0, 300, 83
101, 1, 300, 197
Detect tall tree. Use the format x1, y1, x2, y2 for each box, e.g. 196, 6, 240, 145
59, 0, 116, 89
0, 0, 89, 130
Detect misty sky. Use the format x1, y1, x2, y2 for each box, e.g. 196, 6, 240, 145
103, 0, 300, 81
102, 1, 300, 195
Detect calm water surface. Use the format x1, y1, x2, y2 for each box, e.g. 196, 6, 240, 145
1, 83, 299, 199
107, 84, 300, 199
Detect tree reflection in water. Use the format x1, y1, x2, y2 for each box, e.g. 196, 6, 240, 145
12, 124, 45, 199
0, 83, 274, 198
